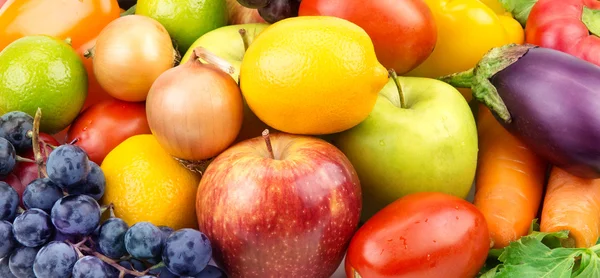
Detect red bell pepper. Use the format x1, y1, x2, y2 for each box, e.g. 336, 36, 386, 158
525, 0, 600, 66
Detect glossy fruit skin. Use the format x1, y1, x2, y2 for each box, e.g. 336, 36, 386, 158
67, 99, 151, 165
299, 0, 437, 75
0, 0, 120, 51
333, 77, 478, 222
101, 134, 200, 230
526, 0, 600, 66
196, 133, 362, 278
345, 192, 490, 278
239, 16, 389, 135
488, 46, 600, 179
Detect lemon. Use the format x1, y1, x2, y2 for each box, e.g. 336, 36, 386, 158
136, 0, 228, 53
101, 134, 201, 230
0, 35, 87, 134
239, 16, 389, 135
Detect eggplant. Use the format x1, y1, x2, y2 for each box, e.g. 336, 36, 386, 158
439, 44, 600, 179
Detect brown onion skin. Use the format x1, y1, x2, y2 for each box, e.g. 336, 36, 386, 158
93, 15, 175, 102
146, 48, 244, 161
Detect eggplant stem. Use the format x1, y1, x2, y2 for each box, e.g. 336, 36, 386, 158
437, 68, 475, 88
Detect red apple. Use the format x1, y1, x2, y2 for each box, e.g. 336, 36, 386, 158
196, 131, 362, 278
299, 0, 437, 75
226, 0, 266, 25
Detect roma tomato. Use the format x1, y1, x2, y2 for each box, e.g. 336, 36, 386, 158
299, 0, 437, 75
345, 192, 490, 278
0, 0, 120, 51
67, 99, 151, 165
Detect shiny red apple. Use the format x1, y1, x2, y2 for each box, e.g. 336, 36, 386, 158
226, 0, 266, 25
299, 0, 437, 75
196, 131, 362, 278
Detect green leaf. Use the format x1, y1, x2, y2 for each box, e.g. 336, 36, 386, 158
495, 237, 583, 278
479, 265, 500, 278
573, 250, 600, 277
582, 6, 600, 37
499, 0, 539, 28
529, 218, 540, 233
121, 4, 136, 17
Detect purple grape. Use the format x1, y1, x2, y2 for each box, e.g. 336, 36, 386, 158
50, 194, 100, 236
0, 221, 16, 259
237, 0, 270, 9
158, 226, 174, 241
118, 258, 146, 278
257, 0, 300, 24
194, 265, 228, 278
98, 217, 129, 259
0, 258, 16, 278
72, 256, 112, 278
46, 144, 91, 188
0, 181, 18, 221
148, 266, 178, 278
12, 209, 54, 248
162, 229, 212, 276
124, 222, 164, 260
65, 161, 105, 200
0, 111, 33, 152
0, 138, 16, 176
33, 241, 78, 278
9, 246, 39, 278
23, 178, 64, 213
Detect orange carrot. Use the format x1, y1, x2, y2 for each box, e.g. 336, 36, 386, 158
541, 167, 600, 248
474, 105, 547, 249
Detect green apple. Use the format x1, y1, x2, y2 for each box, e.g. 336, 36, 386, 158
332, 76, 478, 222
181, 23, 274, 142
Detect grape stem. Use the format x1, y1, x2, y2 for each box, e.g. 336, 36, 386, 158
78, 244, 150, 277
30, 108, 48, 178
15, 156, 36, 163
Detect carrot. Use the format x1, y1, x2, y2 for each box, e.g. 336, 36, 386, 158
540, 167, 600, 248
473, 105, 547, 249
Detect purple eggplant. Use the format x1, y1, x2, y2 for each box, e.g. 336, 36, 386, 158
439, 44, 600, 179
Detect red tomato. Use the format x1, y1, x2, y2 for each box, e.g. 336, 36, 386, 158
66, 99, 151, 165
298, 0, 437, 75
14, 133, 59, 186
345, 192, 490, 278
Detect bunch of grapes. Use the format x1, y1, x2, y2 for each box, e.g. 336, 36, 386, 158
238, 0, 302, 24
0, 110, 226, 278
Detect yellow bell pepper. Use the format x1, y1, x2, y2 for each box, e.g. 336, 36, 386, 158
407, 0, 524, 100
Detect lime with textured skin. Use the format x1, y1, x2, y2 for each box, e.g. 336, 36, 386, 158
0, 35, 87, 134
136, 0, 228, 53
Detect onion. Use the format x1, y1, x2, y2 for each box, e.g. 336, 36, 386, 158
146, 47, 244, 161
92, 15, 176, 102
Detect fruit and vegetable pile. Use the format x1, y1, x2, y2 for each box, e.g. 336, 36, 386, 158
1, 0, 600, 277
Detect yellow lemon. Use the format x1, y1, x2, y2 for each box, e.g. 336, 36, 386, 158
239, 16, 389, 135
101, 134, 201, 230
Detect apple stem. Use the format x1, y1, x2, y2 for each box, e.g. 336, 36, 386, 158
388, 69, 406, 109
30, 108, 48, 179
262, 129, 275, 160
239, 28, 250, 52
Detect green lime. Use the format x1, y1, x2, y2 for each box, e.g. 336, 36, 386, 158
136, 0, 228, 54
0, 35, 88, 134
